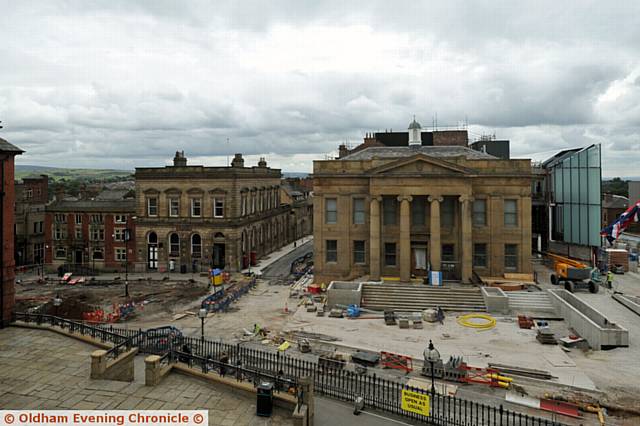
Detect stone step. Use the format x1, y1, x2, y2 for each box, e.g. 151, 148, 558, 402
506, 291, 555, 312
361, 284, 487, 312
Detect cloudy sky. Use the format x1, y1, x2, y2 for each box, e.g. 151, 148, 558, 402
1, 1, 639, 176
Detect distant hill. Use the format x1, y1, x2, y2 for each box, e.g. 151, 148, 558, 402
283, 172, 309, 178
15, 164, 133, 182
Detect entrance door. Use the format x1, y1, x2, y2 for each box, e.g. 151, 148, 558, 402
212, 243, 225, 269
74, 250, 83, 265
411, 247, 428, 276
148, 245, 158, 269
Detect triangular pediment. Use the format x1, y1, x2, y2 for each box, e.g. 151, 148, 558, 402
367, 154, 473, 175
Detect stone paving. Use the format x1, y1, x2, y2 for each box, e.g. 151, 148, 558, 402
0, 327, 293, 425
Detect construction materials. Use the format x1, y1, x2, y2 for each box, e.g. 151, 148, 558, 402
412, 319, 423, 329
298, 339, 311, 353
351, 351, 380, 367
380, 351, 413, 373
384, 310, 396, 325
316, 306, 325, 317
517, 315, 534, 329
536, 328, 558, 345
488, 363, 554, 380
328, 308, 344, 318
361, 284, 486, 312
398, 318, 410, 329
547, 253, 598, 293
457, 313, 496, 330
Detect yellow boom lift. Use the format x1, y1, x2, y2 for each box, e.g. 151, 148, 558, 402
547, 253, 599, 293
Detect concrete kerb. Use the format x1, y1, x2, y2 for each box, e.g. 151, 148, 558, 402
548, 289, 629, 350
612, 292, 640, 317
326, 281, 364, 309
11, 321, 112, 350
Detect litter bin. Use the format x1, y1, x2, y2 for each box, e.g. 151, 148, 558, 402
180, 264, 187, 274
256, 381, 273, 417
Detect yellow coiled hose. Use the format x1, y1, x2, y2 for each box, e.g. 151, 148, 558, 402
457, 313, 496, 330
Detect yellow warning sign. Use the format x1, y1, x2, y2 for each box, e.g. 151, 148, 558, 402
401, 389, 430, 416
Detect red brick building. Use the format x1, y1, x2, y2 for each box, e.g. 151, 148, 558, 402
44, 198, 137, 273
1, 137, 23, 327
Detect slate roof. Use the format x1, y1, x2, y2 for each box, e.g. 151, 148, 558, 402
47, 199, 135, 213
340, 146, 498, 161
0, 137, 24, 153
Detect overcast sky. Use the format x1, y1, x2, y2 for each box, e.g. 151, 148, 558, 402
1, 1, 639, 176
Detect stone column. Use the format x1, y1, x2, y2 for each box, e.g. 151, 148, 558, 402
428, 196, 443, 271
398, 195, 413, 282
459, 195, 474, 283
369, 197, 381, 281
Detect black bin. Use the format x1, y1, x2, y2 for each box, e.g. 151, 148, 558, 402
256, 382, 273, 417
180, 264, 187, 274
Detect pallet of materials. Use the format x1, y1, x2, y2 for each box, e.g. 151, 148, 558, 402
606, 248, 629, 272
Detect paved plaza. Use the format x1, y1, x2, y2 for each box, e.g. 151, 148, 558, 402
0, 327, 294, 426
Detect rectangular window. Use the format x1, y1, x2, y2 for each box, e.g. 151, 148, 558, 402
191, 198, 202, 217
33, 243, 44, 263
39, 222, 43, 233
353, 240, 366, 264
75, 214, 82, 225
411, 196, 426, 226
33, 222, 37, 234
147, 197, 158, 216
214, 198, 225, 218
115, 248, 127, 262
473, 243, 487, 267
326, 240, 337, 262
382, 196, 397, 225
325, 198, 337, 224
169, 198, 179, 217
92, 249, 104, 260
473, 200, 487, 226
505, 244, 518, 271
54, 214, 66, 223
75, 227, 82, 239
91, 214, 104, 224
384, 243, 397, 266
114, 214, 127, 224
504, 199, 518, 226
55, 247, 66, 259
353, 198, 365, 224
90, 227, 104, 241
442, 244, 455, 262
114, 228, 125, 241
441, 197, 455, 227
54, 227, 65, 240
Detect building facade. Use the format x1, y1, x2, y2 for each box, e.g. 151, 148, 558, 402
313, 121, 532, 284
14, 175, 48, 267
1, 137, 23, 326
44, 197, 136, 273
134, 152, 308, 272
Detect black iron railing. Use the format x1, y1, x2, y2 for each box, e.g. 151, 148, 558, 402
12, 313, 566, 426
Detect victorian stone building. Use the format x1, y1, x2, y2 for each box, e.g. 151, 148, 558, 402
14, 174, 48, 267
134, 152, 307, 272
313, 119, 533, 284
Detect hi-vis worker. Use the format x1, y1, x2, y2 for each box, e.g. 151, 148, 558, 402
607, 271, 614, 289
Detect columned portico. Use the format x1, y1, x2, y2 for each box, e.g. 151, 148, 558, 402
428, 196, 443, 272
459, 195, 474, 282
398, 195, 412, 282
369, 196, 381, 281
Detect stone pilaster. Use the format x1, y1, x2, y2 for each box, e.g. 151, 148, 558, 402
459, 195, 474, 283
369, 197, 381, 280
398, 195, 413, 282
428, 196, 443, 271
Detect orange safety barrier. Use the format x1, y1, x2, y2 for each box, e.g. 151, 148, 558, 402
380, 351, 413, 373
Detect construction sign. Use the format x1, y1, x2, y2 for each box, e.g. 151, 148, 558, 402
401, 389, 430, 416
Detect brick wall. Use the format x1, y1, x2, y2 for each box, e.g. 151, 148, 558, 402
432, 130, 468, 147
1, 155, 17, 325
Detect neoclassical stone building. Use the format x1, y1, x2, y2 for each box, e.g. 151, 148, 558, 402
134, 152, 307, 272
313, 120, 532, 284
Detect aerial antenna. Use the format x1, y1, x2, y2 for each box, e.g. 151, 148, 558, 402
226, 138, 230, 166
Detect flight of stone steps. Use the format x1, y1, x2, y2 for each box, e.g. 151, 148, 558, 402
360, 283, 486, 312
506, 291, 556, 313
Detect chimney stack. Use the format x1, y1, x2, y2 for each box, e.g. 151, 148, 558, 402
258, 157, 267, 168
173, 150, 187, 167
231, 153, 244, 168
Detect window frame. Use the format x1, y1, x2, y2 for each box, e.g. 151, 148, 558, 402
384, 242, 397, 267
504, 199, 518, 227
473, 243, 488, 268
382, 196, 397, 226
191, 198, 202, 217
353, 240, 366, 264
147, 197, 158, 217
191, 234, 202, 257
55, 247, 66, 259
169, 233, 180, 256
75, 214, 82, 225
115, 248, 127, 262
114, 214, 127, 224
326, 240, 338, 263
214, 198, 225, 218
352, 198, 366, 225
442, 244, 455, 262
325, 198, 338, 225
504, 244, 518, 271
473, 199, 487, 227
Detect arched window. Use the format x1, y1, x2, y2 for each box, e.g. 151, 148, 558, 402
169, 233, 180, 256
191, 234, 201, 257
148, 232, 157, 244
214, 232, 225, 239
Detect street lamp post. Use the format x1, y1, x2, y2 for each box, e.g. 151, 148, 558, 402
198, 308, 207, 341
424, 339, 441, 396
53, 293, 62, 318
124, 228, 130, 298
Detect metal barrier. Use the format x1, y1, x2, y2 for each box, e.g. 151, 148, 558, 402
12, 312, 566, 426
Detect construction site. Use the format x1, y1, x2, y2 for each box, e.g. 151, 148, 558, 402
12, 232, 640, 425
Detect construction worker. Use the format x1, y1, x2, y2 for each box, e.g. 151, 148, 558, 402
607, 270, 614, 289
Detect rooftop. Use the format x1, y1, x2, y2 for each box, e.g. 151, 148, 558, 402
0, 137, 24, 153
340, 146, 498, 161
46, 198, 135, 213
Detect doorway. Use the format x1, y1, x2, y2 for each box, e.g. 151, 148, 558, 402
147, 232, 158, 270
212, 243, 225, 269
74, 249, 83, 265
411, 245, 428, 276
